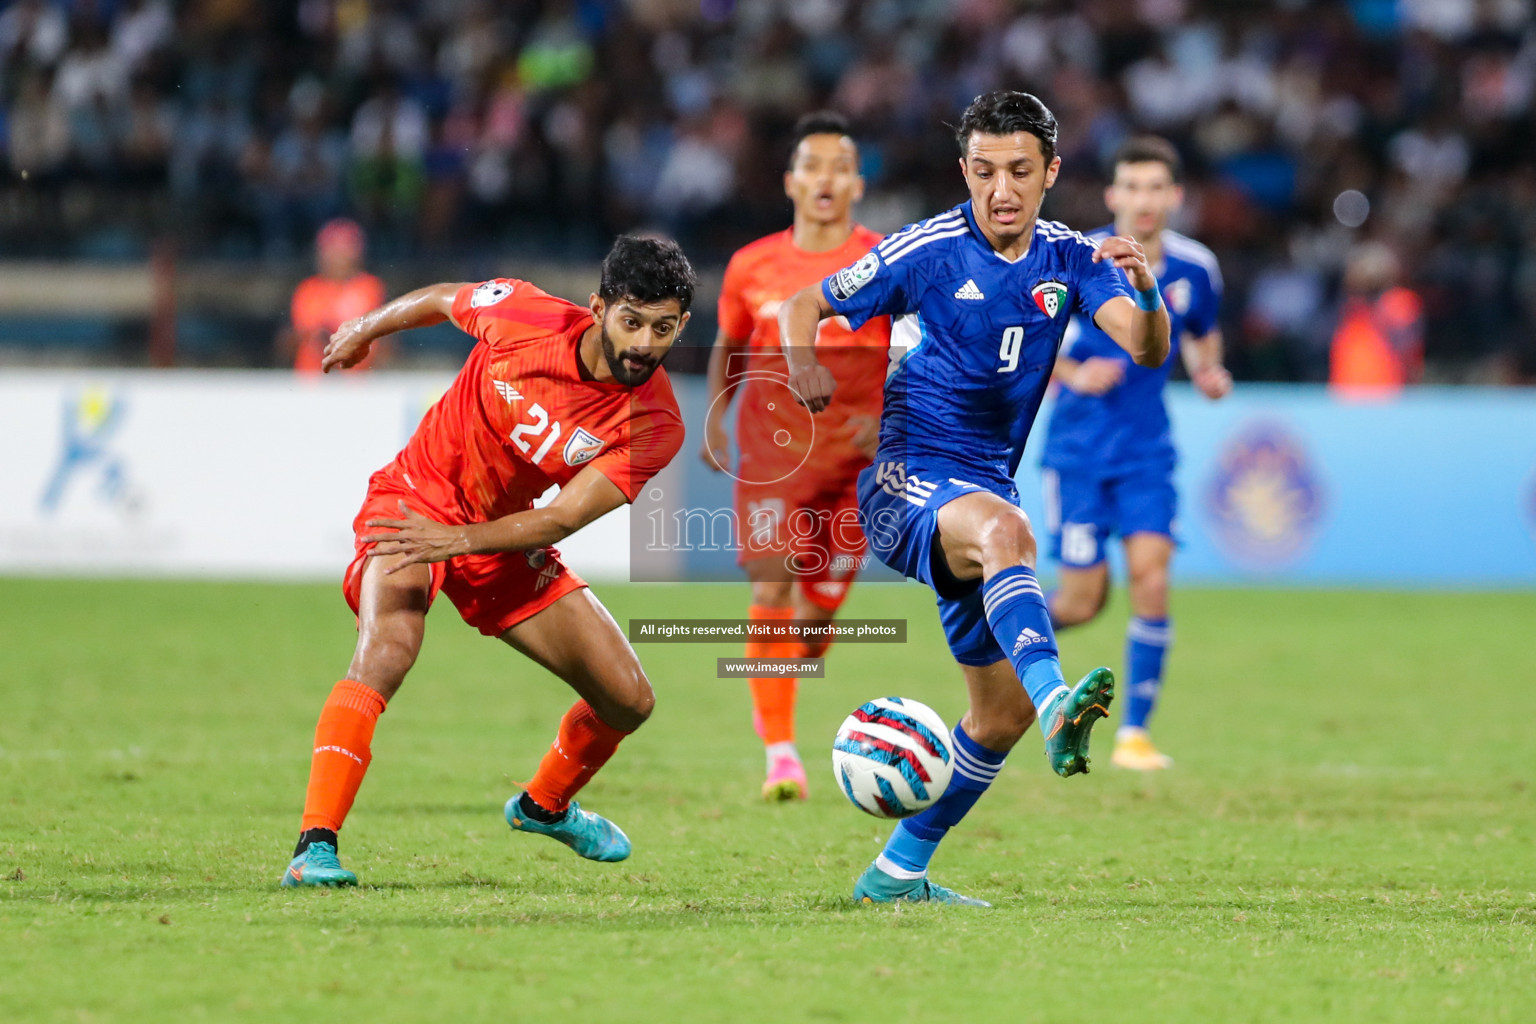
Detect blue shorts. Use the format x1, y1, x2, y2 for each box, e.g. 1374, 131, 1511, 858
857, 459, 1009, 667
1041, 462, 1177, 569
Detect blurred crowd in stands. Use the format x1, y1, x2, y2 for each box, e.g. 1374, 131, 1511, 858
1, 0, 1534, 381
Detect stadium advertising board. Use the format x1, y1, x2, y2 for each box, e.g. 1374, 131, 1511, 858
0, 371, 629, 580
1014, 384, 1536, 587
2, 372, 1532, 586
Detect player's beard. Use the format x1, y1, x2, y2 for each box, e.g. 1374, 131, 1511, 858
601, 325, 662, 386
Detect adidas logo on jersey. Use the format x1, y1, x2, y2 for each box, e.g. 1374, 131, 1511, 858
1012, 627, 1048, 655
954, 279, 985, 300
493, 380, 523, 403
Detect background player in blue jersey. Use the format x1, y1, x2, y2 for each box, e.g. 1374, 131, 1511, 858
778, 91, 1171, 906
1040, 136, 1233, 772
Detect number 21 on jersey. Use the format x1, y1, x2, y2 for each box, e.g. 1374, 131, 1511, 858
511, 402, 561, 463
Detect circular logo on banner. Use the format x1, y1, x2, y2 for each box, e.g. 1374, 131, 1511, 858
1204, 420, 1325, 567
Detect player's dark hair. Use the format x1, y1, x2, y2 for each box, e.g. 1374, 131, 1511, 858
1112, 135, 1183, 181
954, 90, 1058, 164
599, 235, 697, 313
788, 110, 855, 168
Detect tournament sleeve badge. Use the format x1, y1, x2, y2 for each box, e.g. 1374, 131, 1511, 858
471, 281, 513, 308
829, 252, 881, 301
1031, 280, 1069, 318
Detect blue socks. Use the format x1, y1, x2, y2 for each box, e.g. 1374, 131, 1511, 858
876, 723, 1007, 878
1122, 617, 1172, 731
981, 566, 1067, 714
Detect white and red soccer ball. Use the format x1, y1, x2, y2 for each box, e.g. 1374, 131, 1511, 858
832, 697, 953, 818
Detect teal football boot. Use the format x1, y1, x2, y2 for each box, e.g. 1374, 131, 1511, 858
505, 793, 632, 862
852, 861, 991, 907
280, 841, 357, 888
1041, 667, 1115, 777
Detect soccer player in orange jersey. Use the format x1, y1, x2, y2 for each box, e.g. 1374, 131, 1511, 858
280, 236, 694, 887
700, 112, 890, 801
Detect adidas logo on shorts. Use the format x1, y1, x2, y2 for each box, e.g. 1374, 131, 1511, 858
954, 279, 985, 300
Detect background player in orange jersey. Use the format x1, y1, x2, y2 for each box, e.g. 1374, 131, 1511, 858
700, 112, 891, 801
280, 236, 695, 887
280, 218, 389, 374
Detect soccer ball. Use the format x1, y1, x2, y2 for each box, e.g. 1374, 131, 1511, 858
831, 697, 953, 818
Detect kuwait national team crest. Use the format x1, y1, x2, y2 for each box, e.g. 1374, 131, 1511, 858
1031, 280, 1068, 318
563, 427, 605, 466
1165, 278, 1192, 316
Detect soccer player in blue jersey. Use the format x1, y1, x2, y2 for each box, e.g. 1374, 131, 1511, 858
778, 91, 1171, 906
1040, 136, 1232, 772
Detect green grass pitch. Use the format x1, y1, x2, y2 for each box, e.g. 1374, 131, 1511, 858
2, 578, 1533, 1023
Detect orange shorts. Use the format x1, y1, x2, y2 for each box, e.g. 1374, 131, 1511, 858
342, 480, 586, 637
734, 476, 867, 611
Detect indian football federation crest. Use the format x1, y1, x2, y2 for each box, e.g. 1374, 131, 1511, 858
1205, 421, 1325, 567
563, 427, 605, 467
1031, 280, 1068, 318
1165, 278, 1192, 316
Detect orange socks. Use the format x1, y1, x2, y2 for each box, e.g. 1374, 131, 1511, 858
301, 680, 387, 833
747, 603, 798, 746
526, 700, 631, 813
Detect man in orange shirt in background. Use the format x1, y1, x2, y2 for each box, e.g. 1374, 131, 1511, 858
1330, 241, 1423, 397
700, 112, 890, 801
282, 218, 388, 373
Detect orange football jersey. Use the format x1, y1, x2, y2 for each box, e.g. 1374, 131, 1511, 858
718, 227, 889, 484
373, 278, 684, 526
291, 272, 387, 372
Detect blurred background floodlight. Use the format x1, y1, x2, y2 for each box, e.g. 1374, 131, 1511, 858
1332, 190, 1370, 229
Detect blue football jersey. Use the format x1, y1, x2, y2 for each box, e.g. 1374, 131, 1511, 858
1041, 227, 1222, 473
821, 202, 1129, 489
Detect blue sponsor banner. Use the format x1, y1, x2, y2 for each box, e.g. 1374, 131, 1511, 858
1016, 385, 1536, 588
672, 376, 1536, 589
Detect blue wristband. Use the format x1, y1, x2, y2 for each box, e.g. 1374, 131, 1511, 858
1134, 285, 1163, 312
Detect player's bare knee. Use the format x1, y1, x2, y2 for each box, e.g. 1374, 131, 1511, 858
978, 512, 1036, 570
348, 634, 418, 697
1129, 568, 1169, 618
595, 667, 654, 732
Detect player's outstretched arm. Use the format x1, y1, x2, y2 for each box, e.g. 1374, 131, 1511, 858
361, 466, 628, 572
321, 282, 467, 373
777, 283, 838, 412
1181, 328, 1232, 399
1089, 236, 1170, 368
